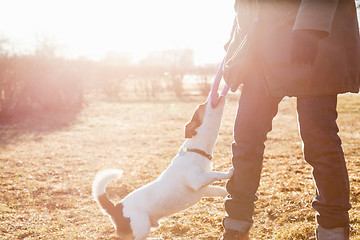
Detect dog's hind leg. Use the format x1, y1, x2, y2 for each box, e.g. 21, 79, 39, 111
203, 185, 228, 198
129, 213, 151, 240
150, 219, 160, 228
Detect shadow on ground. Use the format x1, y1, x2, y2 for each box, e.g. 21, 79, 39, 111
0, 108, 81, 147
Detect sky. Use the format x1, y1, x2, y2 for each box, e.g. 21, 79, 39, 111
0, 0, 235, 65
1, 1, 359, 65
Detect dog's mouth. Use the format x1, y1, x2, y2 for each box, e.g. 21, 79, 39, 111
211, 92, 224, 108
212, 94, 225, 108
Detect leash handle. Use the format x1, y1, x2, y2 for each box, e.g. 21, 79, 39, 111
210, 58, 229, 106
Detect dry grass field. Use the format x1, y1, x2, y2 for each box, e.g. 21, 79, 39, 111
0, 93, 359, 239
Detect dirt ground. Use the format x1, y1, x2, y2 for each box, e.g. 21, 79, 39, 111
1, 93, 359, 239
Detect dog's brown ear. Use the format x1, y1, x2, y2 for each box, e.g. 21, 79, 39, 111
184, 102, 206, 138
185, 121, 198, 138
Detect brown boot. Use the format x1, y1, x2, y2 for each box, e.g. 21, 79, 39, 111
316, 225, 349, 240
220, 229, 250, 240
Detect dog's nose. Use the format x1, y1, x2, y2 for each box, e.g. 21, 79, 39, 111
211, 92, 219, 108
211, 95, 225, 108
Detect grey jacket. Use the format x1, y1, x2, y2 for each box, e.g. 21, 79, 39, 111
225, 0, 360, 97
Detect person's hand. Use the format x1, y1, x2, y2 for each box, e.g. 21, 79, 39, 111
290, 29, 327, 65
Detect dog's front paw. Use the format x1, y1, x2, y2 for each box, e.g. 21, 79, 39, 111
226, 168, 234, 178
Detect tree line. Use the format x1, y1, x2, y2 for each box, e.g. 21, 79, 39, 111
0, 39, 218, 120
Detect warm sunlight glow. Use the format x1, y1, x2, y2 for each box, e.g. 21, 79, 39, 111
0, 0, 235, 64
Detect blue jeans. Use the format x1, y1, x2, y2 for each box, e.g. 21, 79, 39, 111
224, 77, 351, 232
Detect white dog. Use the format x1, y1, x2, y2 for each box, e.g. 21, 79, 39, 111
92, 94, 233, 240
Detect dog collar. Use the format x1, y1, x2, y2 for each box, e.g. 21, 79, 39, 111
181, 147, 212, 160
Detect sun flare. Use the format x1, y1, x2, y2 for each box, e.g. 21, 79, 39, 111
0, 0, 234, 64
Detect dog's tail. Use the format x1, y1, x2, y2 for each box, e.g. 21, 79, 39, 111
92, 169, 123, 214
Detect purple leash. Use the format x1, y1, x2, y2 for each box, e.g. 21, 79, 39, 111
210, 59, 230, 106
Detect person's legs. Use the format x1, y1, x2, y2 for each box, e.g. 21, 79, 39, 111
224, 77, 282, 233
297, 95, 351, 239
